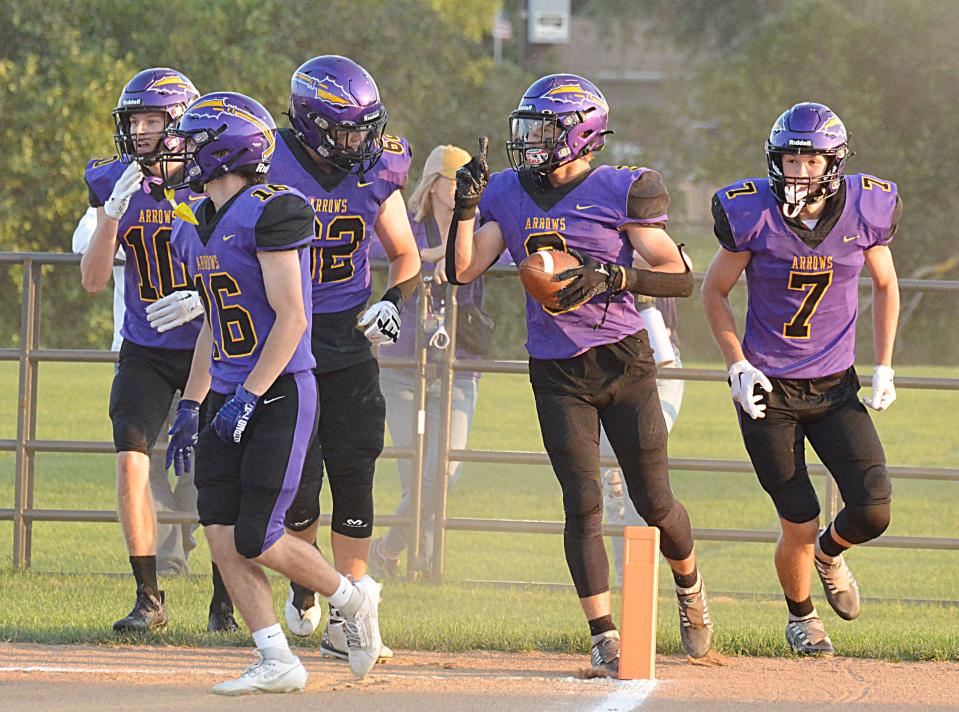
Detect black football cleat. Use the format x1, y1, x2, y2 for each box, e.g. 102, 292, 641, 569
113, 586, 167, 633
208, 600, 239, 633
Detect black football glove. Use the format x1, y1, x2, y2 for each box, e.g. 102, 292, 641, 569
454, 135, 490, 216
553, 249, 624, 311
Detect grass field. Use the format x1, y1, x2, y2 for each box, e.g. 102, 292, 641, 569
1, 361, 957, 659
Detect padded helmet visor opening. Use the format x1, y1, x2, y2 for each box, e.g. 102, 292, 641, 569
158, 128, 217, 190
507, 113, 563, 173
313, 113, 387, 174
766, 145, 847, 208
112, 109, 170, 165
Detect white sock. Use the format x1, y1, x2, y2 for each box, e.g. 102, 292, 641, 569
591, 629, 620, 646
252, 623, 291, 658
788, 607, 819, 623
327, 574, 356, 611
676, 571, 702, 596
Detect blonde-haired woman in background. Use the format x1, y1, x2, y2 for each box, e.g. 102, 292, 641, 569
369, 145, 505, 576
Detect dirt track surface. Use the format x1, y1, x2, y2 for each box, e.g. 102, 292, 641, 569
0, 643, 957, 711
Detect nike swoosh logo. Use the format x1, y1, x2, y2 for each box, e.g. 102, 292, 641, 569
222, 234, 235, 241
188, 195, 204, 202
843, 234, 860, 243
575, 204, 597, 210
356, 181, 374, 188
263, 396, 285, 404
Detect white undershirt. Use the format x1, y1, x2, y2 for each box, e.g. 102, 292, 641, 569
801, 218, 819, 230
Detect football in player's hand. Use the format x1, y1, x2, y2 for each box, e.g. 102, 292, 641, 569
518, 249, 582, 311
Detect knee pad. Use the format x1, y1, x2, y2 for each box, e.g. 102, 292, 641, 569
564, 503, 604, 539
328, 465, 375, 539
560, 475, 604, 521
112, 420, 151, 455
284, 476, 322, 531
630, 487, 676, 525
641, 497, 694, 561
764, 476, 821, 524
835, 503, 891, 544
234, 522, 267, 559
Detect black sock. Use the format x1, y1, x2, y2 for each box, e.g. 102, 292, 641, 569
129, 555, 158, 597
785, 595, 815, 618
211, 563, 232, 606
819, 525, 848, 558
588, 614, 616, 638
673, 567, 699, 590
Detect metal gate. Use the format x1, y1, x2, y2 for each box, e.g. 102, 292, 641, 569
2, 252, 958, 592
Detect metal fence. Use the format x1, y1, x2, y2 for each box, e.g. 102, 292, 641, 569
3, 252, 959, 590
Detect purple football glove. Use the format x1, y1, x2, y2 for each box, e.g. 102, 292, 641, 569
165, 399, 200, 476
212, 385, 259, 444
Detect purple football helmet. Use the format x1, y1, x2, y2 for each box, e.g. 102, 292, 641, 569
765, 102, 850, 214
112, 68, 199, 165
288, 55, 388, 176
507, 74, 611, 174
159, 92, 276, 191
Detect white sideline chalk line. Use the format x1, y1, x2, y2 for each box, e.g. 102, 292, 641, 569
588, 679, 656, 712
0, 665, 234, 676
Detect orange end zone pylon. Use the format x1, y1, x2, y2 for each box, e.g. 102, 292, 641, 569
619, 525, 659, 680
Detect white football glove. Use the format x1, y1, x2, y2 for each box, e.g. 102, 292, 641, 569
104, 161, 144, 220
862, 364, 896, 412
357, 300, 401, 347
728, 359, 773, 419
145, 291, 204, 333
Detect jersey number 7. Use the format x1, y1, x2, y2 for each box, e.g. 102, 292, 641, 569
783, 270, 833, 339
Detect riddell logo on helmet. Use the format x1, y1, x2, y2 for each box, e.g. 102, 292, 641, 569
788, 139, 813, 147
525, 148, 548, 165
519, 104, 535, 111
122, 99, 142, 106
363, 110, 381, 121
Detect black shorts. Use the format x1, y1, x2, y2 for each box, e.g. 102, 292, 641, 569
195, 371, 318, 558
738, 367, 891, 523
289, 358, 386, 538
109, 339, 194, 454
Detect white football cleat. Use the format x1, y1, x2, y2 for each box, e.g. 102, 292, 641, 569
211, 651, 308, 696
341, 575, 383, 677
321, 606, 393, 661
284, 585, 323, 637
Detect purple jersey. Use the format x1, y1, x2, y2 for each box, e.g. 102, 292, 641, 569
479, 165, 661, 360
171, 183, 316, 394
716, 174, 898, 378
85, 157, 202, 350
266, 128, 412, 313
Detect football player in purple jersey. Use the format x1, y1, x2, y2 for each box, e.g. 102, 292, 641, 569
266, 56, 420, 661
702, 102, 901, 656
80, 68, 236, 634
445, 74, 712, 674
163, 92, 384, 692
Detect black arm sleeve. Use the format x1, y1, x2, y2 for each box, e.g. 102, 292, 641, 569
711, 194, 738, 251
627, 170, 669, 228
617, 245, 694, 299
254, 194, 315, 250
445, 212, 469, 285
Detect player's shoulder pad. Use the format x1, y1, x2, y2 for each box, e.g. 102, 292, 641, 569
848, 173, 899, 231
712, 178, 770, 251
374, 134, 413, 188
84, 156, 126, 203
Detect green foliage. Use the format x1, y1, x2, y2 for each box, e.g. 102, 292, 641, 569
0, 0, 527, 348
